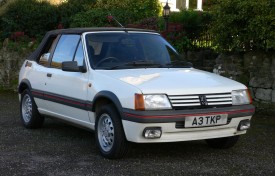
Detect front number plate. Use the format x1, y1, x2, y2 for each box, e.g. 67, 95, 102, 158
185, 114, 228, 128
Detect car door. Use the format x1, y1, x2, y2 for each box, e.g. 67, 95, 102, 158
44, 34, 91, 126
28, 35, 59, 111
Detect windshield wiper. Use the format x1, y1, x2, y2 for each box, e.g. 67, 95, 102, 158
108, 60, 161, 70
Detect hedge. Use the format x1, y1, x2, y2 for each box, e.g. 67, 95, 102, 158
210, 0, 275, 51
1, 0, 58, 39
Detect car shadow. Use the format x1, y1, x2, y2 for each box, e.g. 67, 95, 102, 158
39, 118, 218, 160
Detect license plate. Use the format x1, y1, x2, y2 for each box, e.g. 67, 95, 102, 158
185, 114, 228, 128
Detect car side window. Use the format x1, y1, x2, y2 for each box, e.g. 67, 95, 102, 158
38, 35, 58, 66
74, 42, 84, 66
51, 35, 80, 68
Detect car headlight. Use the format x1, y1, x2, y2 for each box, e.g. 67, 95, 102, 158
135, 94, 172, 110
232, 90, 252, 105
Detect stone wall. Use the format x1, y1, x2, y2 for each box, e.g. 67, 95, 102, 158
0, 48, 30, 90
185, 50, 275, 113
245, 52, 275, 103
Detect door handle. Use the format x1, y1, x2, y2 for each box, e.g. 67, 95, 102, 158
47, 73, 52, 77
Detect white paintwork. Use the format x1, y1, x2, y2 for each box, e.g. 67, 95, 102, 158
18, 30, 251, 144
44, 67, 90, 123
19, 61, 52, 110
122, 116, 251, 143
38, 105, 95, 130
89, 70, 142, 110
95, 68, 246, 99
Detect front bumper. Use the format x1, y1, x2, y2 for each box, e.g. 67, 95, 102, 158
121, 104, 255, 143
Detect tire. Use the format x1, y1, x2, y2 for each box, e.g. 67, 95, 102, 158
95, 104, 128, 159
205, 136, 240, 149
20, 89, 44, 129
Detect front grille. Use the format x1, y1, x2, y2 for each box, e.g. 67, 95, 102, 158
168, 93, 232, 109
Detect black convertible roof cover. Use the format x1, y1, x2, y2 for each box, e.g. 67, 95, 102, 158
28, 27, 157, 61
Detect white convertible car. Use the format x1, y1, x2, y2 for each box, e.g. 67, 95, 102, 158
18, 28, 255, 159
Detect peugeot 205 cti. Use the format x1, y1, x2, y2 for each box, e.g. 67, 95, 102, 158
18, 28, 255, 159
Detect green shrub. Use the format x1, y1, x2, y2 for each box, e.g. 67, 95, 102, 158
1, 0, 58, 39
210, 0, 275, 51
71, 0, 161, 28
57, 0, 96, 28
169, 10, 212, 26
0, 0, 17, 16
71, 8, 144, 27
94, 0, 161, 19
169, 10, 212, 37
162, 10, 213, 53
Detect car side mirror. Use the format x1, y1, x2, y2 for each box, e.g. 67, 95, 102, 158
39, 53, 50, 65
62, 61, 86, 73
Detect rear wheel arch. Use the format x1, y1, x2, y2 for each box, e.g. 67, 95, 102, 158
20, 89, 44, 128
18, 79, 32, 94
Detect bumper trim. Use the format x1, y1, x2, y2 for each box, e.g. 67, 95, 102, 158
122, 104, 255, 123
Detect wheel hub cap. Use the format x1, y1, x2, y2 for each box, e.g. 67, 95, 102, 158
21, 94, 32, 123
98, 114, 114, 152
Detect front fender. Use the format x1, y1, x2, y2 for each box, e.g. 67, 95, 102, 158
92, 91, 124, 118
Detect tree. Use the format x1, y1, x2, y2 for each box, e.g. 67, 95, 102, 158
1, 0, 58, 38
210, 0, 275, 51
94, 0, 161, 21
71, 0, 161, 28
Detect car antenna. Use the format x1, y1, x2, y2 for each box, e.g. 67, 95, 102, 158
107, 14, 128, 33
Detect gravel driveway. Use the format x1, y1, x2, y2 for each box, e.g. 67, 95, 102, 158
0, 91, 274, 176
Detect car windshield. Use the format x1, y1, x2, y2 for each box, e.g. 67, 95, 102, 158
85, 32, 191, 70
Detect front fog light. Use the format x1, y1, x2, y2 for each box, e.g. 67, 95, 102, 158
238, 120, 251, 131
143, 127, 162, 139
